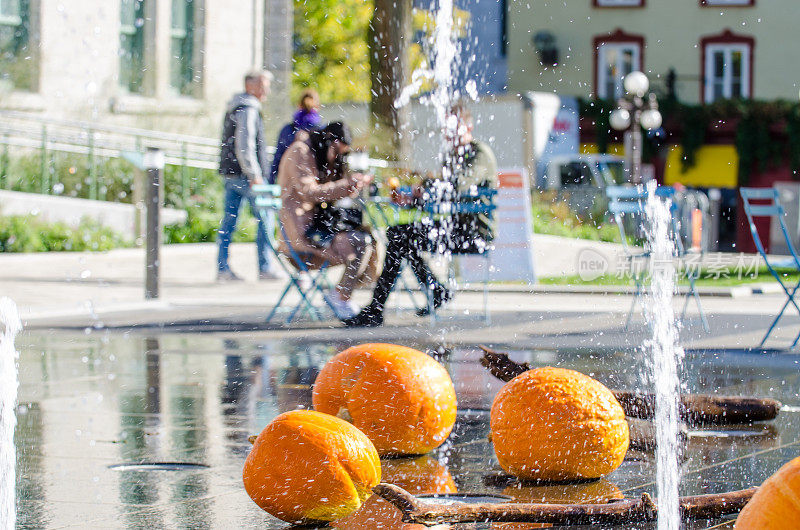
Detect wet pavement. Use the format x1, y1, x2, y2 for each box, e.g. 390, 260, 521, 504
14, 331, 800, 529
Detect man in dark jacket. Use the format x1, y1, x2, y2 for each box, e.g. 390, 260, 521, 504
217, 70, 282, 281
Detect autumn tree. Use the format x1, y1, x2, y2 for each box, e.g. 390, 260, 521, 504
292, 0, 415, 160
292, 0, 372, 103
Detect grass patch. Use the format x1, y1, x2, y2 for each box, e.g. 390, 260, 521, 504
531, 191, 628, 243
540, 266, 800, 288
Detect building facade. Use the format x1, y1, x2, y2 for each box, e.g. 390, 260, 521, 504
0, 0, 293, 137
412, 0, 508, 96
506, 0, 798, 104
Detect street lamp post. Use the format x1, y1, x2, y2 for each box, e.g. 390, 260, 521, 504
609, 71, 663, 184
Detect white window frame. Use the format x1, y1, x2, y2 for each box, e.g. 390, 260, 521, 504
704, 43, 750, 102
597, 42, 641, 99
703, 0, 751, 6
596, 0, 643, 6
0, 0, 22, 27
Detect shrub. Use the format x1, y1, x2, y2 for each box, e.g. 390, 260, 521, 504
532, 191, 621, 243
0, 215, 131, 252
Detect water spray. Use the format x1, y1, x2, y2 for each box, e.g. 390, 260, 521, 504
0, 298, 22, 530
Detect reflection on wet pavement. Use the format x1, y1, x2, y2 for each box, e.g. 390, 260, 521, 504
14, 333, 800, 529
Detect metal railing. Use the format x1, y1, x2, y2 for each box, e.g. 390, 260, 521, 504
0, 109, 275, 205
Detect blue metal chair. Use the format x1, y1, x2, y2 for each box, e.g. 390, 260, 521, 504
606, 185, 650, 328
654, 186, 710, 332
606, 185, 708, 331
740, 187, 800, 348
251, 184, 337, 324
361, 195, 428, 314
422, 186, 498, 324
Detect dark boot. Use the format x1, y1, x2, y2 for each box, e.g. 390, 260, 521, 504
343, 303, 384, 327
416, 284, 452, 317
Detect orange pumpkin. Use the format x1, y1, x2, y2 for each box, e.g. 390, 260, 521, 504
335, 456, 456, 529
243, 409, 380, 524
490, 367, 629, 481
313, 343, 457, 456
735, 456, 800, 529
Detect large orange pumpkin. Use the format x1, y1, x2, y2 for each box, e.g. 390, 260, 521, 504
490, 367, 629, 481
243, 409, 381, 524
735, 456, 800, 529
313, 343, 457, 456
335, 456, 456, 529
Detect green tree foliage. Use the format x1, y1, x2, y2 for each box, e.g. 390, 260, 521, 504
292, 0, 373, 103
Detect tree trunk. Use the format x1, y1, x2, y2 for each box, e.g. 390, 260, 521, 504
369, 0, 412, 163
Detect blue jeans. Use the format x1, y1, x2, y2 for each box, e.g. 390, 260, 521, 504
216, 178, 275, 273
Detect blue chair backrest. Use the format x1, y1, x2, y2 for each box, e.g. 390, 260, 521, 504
252, 184, 282, 210
740, 187, 798, 263
606, 184, 682, 252
422, 187, 497, 216
606, 185, 647, 247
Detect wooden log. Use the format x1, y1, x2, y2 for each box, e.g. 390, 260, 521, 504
479, 346, 782, 425
372, 482, 757, 526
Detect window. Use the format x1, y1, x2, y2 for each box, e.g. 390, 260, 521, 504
593, 30, 644, 100
597, 43, 640, 99
0, 0, 34, 91
704, 45, 749, 102
170, 0, 196, 96
701, 31, 753, 103
559, 162, 595, 187
594, 0, 645, 6
120, 0, 147, 93
700, 0, 753, 6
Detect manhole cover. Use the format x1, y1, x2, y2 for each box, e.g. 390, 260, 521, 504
108, 462, 209, 471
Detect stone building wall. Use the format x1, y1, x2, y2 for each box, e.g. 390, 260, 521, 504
0, 0, 292, 140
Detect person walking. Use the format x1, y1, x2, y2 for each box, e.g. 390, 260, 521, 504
343, 103, 497, 327
217, 70, 282, 282
269, 89, 323, 183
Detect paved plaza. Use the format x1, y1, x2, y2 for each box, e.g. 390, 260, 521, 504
3, 241, 800, 351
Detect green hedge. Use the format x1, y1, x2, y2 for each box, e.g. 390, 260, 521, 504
0, 215, 131, 252
164, 203, 258, 244
2, 152, 223, 209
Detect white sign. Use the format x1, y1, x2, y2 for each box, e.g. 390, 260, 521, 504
534, 95, 580, 187
458, 167, 537, 284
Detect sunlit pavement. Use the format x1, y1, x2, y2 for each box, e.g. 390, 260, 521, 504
2, 243, 800, 352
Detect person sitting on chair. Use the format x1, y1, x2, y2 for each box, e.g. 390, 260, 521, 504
277, 121, 376, 319
344, 103, 498, 327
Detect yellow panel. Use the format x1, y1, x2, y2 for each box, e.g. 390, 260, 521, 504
580, 143, 625, 155
664, 145, 738, 188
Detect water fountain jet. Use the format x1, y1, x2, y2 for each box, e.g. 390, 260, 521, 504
642, 180, 684, 530
0, 298, 22, 530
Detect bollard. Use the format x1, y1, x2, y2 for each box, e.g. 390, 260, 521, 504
708, 188, 721, 252
145, 337, 161, 414
143, 147, 164, 300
